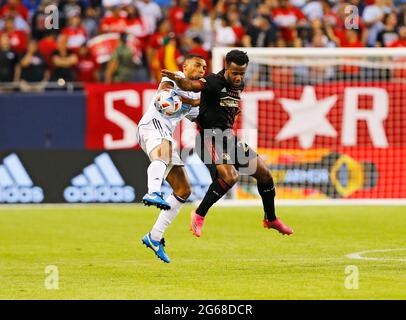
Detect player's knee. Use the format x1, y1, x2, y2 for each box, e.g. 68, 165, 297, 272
180, 185, 192, 200
223, 171, 239, 186
173, 184, 192, 200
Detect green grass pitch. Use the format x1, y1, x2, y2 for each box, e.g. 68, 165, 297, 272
0, 205, 405, 299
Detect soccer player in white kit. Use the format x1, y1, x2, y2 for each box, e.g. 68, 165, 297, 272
138, 54, 207, 263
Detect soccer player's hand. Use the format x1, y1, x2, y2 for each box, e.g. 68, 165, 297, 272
161, 70, 182, 83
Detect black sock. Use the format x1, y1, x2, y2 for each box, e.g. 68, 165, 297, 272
196, 178, 232, 217
257, 182, 276, 221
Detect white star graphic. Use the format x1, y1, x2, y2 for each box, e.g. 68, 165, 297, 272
276, 86, 338, 149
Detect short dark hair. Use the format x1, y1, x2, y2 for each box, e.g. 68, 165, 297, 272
225, 50, 249, 66
184, 53, 206, 62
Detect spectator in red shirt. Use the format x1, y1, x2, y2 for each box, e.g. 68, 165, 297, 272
0, 0, 29, 20
272, 0, 306, 46
326, 15, 365, 48
0, 4, 30, 32
100, 5, 127, 33
125, 5, 149, 39
38, 31, 57, 67
62, 13, 87, 52
188, 36, 210, 62
340, 29, 365, 48
0, 17, 28, 53
167, 0, 190, 35
76, 43, 99, 83
327, 2, 366, 47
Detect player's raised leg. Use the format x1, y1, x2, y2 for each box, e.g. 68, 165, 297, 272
191, 164, 238, 237
249, 156, 293, 235
142, 139, 172, 210
150, 165, 191, 242
143, 165, 191, 263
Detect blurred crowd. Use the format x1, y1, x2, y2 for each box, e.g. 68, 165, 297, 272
1, 0, 406, 89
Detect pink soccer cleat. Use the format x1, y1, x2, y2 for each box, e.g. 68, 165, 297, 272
263, 218, 293, 235
190, 210, 205, 237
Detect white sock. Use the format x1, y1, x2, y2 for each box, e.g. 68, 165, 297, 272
147, 160, 167, 194
150, 194, 185, 241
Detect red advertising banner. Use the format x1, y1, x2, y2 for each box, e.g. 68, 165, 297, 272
84, 82, 405, 198
87, 33, 142, 64
85, 83, 156, 150
247, 82, 406, 149
236, 147, 406, 200
237, 82, 406, 199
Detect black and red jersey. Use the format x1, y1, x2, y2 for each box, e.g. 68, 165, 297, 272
196, 69, 244, 130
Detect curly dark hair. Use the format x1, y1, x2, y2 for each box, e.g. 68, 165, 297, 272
225, 50, 249, 66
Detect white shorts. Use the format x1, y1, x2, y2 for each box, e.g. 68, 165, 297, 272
137, 118, 183, 177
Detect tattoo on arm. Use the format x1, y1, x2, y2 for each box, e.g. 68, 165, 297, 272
177, 78, 205, 92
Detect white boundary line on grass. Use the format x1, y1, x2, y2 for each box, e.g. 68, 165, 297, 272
0, 199, 406, 209
346, 248, 406, 262
217, 199, 406, 207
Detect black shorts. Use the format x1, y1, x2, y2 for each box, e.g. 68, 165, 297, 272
196, 128, 258, 179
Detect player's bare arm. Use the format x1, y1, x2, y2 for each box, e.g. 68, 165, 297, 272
158, 81, 175, 91
180, 96, 200, 107
161, 69, 205, 92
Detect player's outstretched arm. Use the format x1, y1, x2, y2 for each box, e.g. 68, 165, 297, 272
180, 96, 200, 107
158, 80, 175, 91
161, 69, 205, 92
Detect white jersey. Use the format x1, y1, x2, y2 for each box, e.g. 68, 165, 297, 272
137, 71, 200, 176
138, 71, 200, 133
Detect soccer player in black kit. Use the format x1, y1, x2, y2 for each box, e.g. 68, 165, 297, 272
161, 50, 293, 237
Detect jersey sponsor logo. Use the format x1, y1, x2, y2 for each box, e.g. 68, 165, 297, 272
64, 153, 135, 203
220, 87, 241, 108
219, 96, 240, 108
0, 153, 44, 203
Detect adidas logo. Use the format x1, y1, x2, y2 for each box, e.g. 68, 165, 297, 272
64, 153, 135, 203
0, 153, 44, 203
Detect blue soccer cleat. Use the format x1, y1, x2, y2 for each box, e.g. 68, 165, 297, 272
141, 233, 170, 263
142, 192, 171, 210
